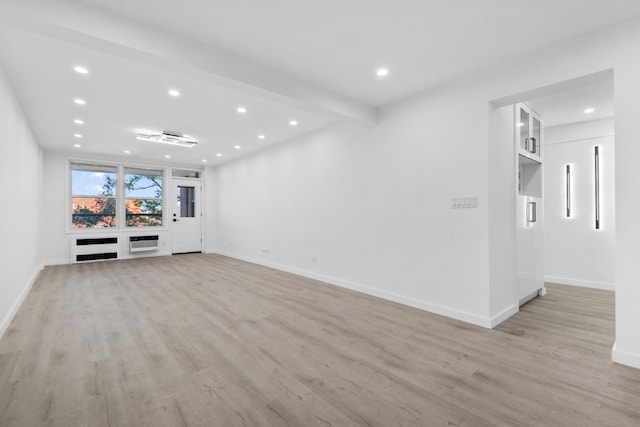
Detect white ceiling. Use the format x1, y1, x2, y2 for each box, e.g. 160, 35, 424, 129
527, 73, 614, 128
0, 0, 637, 166
81, 0, 640, 105
0, 29, 335, 166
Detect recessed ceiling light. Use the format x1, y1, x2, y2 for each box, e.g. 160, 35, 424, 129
124, 150, 131, 154
165, 155, 171, 159
516, 122, 524, 127
258, 134, 266, 140
74, 134, 83, 138
237, 106, 247, 114
376, 68, 389, 77
202, 159, 207, 163
168, 89, 180, 97
289, 120, 298, 126
584, 108, 595, 114
74, 119, 84, 125
73, 144, 81, 148
216, 153, 222, 157
74, 98, 86, 105
234, 145, 241, 149
74, 66, 89, 74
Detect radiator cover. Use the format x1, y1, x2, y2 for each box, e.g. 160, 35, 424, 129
72, 237, 119, 263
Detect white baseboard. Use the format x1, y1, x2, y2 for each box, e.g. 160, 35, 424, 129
44, 258, 70, 266
612, 342, 640, 370
0, 264, 43, 339
544, 275, 614, 291
214, 250, 495, 329
489, 304, 519, 328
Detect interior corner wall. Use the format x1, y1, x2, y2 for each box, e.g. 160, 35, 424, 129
213, 16, 640, 368
215, 99, 493, 326
203, 164, 219, 254
0, 61, 42, 337
488, 104, 518, 325
40, 150, 175, 265
544, 118, 615, 290
41, 150, 70, 265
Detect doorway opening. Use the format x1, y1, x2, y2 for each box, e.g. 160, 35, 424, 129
171, 169, 203, 254
489, 69, 615, 321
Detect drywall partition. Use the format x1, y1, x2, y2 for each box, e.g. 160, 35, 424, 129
488, 104, 518, 324
212, 17, 640, 368
0, 61, 42, 337
203, 164, 219, 253
215, 75, 494, 325
544, 118, 615, 289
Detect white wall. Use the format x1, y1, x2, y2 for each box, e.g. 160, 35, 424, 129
544, 118, 615, 289
215, 111, 493, 325
211, 17, 640, 368
204, 164, 219, 253
40, 150, 185, 264
0, 62, 42, 337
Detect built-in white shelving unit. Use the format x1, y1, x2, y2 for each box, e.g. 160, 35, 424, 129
515, 103, 545, 305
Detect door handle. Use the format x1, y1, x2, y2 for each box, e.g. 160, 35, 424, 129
525, 137, 537, 154
527, 202, 537, 223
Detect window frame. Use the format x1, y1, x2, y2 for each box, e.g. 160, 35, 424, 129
124, 167, 164, 228
70, 163, 118, 230
67, 159, 169, 234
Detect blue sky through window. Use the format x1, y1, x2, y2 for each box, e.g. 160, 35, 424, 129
72, 170, 115, 196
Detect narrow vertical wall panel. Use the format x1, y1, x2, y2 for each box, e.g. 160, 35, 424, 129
595, 146, 600, 230
566, 164, 571, 218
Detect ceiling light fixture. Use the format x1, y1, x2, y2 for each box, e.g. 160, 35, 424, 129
584, 108, 595, 114
237, 106, 247, 114
73, 144, 81, 148
376, 68, 389, 77
74, 134, 83, 138
202, 159, 207, 163
234, 145, 241, 149
216, 153, 222, 157
74, 119, 84, 125
168, 89, 180, 97
124, 150, 131, 154
289, 120, 298, 126
74, 66, 89, 74
258, 134, 266, 140
74, 98, 86, 105
516, 122, 524, 127
136, 130, 197, 147
165, 155, 171, 159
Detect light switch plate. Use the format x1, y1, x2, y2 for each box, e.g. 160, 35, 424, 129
451, 196, 478, 209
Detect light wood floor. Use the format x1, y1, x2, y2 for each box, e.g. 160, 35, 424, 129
1, 254, 639, 426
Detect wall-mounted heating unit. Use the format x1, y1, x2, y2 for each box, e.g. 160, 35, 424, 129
129, 235, 159, 253
72, 237, 119, 263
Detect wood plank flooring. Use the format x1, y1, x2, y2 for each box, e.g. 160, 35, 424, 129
1, 254, 639, 426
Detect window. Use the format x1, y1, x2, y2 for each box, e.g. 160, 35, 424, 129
125, 168, 163, 227
71, 164, 117, 228
70, 162, 166, 231
177, 186, 195, 217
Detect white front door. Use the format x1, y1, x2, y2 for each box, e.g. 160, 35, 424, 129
171, 178, 202, 254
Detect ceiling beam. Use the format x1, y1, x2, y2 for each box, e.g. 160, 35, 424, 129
0, 0, 377, 126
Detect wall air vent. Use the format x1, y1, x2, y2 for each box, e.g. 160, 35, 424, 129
136, 130, 197, 147
72, 237, 119, 263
